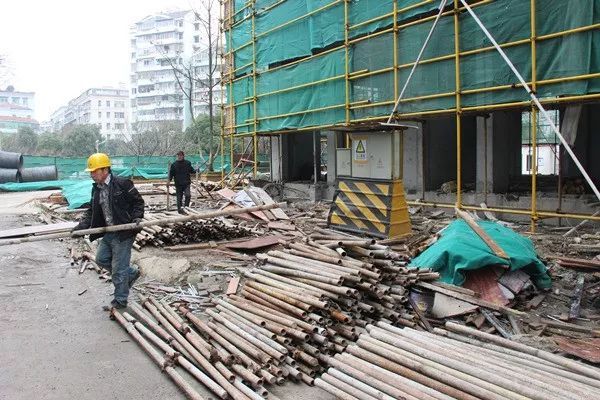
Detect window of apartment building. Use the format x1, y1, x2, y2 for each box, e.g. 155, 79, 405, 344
98, 111, 102, 118
194, 36, 199, 43
178, 33, 183, 39
106, 112, 110, 118
115, 123, 125, 129
115, 101, 125, 108
98, 100, 102, 107
132, 88, 137, 95
115, 112, 125, 119
194, 23, 199, 30
106, 123, 111, 130
143, 59, 152, 66
11, 97, 20, 104
0, 97, 7, 103
106, 100, 110, 107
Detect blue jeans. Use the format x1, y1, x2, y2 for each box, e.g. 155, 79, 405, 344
96, 233, 137, 305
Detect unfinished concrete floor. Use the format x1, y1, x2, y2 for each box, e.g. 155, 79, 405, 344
0, 212, 332, 400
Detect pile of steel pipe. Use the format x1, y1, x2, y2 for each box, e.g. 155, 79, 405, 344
132, 212, 252, 250
312, 321, 600, 400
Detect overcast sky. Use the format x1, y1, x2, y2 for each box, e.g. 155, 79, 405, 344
0, 0, 194, 121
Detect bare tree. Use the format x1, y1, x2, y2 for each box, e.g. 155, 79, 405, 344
121, 121, 187, 156
154, 1, 221, 170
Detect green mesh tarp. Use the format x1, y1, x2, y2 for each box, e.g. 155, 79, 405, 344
409, 220, 551, 289
227, 0, 600, 133
0, 180, 92, 209
22, 155, 232, 179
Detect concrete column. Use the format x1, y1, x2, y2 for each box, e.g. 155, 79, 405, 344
270, 135, 282, 182
402, 122, 423, 195
326, 131, 337, 185
476, 115, 494, 194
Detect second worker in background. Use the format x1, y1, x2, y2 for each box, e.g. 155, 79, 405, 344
168, 150, 196, 214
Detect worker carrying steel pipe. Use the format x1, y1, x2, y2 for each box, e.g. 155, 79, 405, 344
73, 153, 145, 309
168, 150, 197, 214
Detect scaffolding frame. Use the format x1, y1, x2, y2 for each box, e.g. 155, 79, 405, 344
221, 0, 600, 228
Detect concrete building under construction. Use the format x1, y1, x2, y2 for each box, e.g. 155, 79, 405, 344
221, 0, 600, 232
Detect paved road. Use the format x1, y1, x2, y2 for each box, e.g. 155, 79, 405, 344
0, 212, 331, 400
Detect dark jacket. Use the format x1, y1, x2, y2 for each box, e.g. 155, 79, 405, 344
169, 159, 195, 186
76, 174, 145, 242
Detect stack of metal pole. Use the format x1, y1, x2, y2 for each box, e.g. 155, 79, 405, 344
314, 321, 600, 400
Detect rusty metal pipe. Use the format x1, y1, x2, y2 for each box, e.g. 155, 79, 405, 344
217, 311, 288, 355
208, 309, 287, 362
286, 248, 378, 277
347, 344, 478, 400
206, 319, 273, 365
216, 305, 278, 339
258, 369, 276, 384
180, 307, 261, 372
123, 312, 229, 399
246, 280, 327, 310
315, 378, 360, 400
232, 364, 263, 388
228, 296, 312, 334
141, 300, 249, 400
253, 269, 334, 299
293, 277, 358, 296
245, 270, 325, 299
328, 368, 396, 400
242, 288, 308, 318
359, 335, 516, 400
321, 372, 381, 400
244, 284, 312, 313
233, 378, 265, 400
445, 322, 600, 381
368, 327, 533, 400
299, 371, 315, 386
257, 254, 345, 281
268, 250, 363, 278
111, 310, 206, 400
260, 264, 343, 285
215, 361, 236, 382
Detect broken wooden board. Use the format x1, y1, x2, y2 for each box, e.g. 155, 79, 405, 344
223, 235, 282, 250
216, 188, 270, 222
267, 221, 296, 231
250, 187, 289, 220
554, 337, 600, 363
226, 277, 240, 295
0, 221, 77, 239
430, 292, 479, 318
498, 269, 531, 294
455, 208, 509, 259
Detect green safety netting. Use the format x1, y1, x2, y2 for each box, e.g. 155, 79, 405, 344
22, 155, 234, 180
0, 180, 92, 209
227, 0, 600, 133
409, 220, 551, 290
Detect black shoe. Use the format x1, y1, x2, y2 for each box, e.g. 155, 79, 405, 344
129, 268, 140, 288
102, 299, 125, 312
178, 209, 187, 215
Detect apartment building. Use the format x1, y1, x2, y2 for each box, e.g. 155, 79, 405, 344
46, 87, 130, 139
130, 10, 222, 130
0, 86, 38, 134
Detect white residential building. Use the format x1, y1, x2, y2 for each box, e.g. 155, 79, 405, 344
129, 10, 222, 131
46, 87, 130, 139
0, 86, 38, 134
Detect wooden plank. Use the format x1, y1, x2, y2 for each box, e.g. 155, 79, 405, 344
455, 208, 509, 259
216, 188, 270, 222
244, 189, 276, 220
267, 221, 296, 231
0, 222, 77, 239
416, 281, 524, 315
463, 268, 509, 307
251, 187, 289, 220
223, 235, 282, 250
226, 277, 240, 295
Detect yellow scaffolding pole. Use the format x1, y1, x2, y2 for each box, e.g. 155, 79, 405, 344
344, 0, 350, 125
454, 0, 462, 209
251, 0, 258, 177
530, 0, 538, 232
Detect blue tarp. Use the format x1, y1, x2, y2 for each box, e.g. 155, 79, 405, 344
0, 179, 92, 209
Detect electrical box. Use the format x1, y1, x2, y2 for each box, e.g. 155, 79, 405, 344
336, 148, 351, 176
340, 132, 401, 180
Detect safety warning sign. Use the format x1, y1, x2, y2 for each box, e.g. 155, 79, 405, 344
353, 137, 367, 162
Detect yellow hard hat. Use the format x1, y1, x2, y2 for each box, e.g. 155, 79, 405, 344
85, 153, 111, 172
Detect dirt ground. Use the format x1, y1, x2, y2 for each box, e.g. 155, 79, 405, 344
0, 210, 332, 400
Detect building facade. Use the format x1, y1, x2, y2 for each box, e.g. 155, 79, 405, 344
46, 87, 129, 139
0, 87, 38, 134
129, 10, 222, 131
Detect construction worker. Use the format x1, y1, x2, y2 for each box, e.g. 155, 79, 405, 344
168, 150, 196, 214
74, 153, 145, 309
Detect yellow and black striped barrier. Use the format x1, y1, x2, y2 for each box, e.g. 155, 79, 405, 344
327, 178, 412, 238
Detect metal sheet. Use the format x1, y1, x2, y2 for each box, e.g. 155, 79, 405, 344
223, 235, 282, 250
555, 337, 600, 364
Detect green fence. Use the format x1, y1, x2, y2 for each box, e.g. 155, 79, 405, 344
23, 155, 233, 179
226, 0, 600, 134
